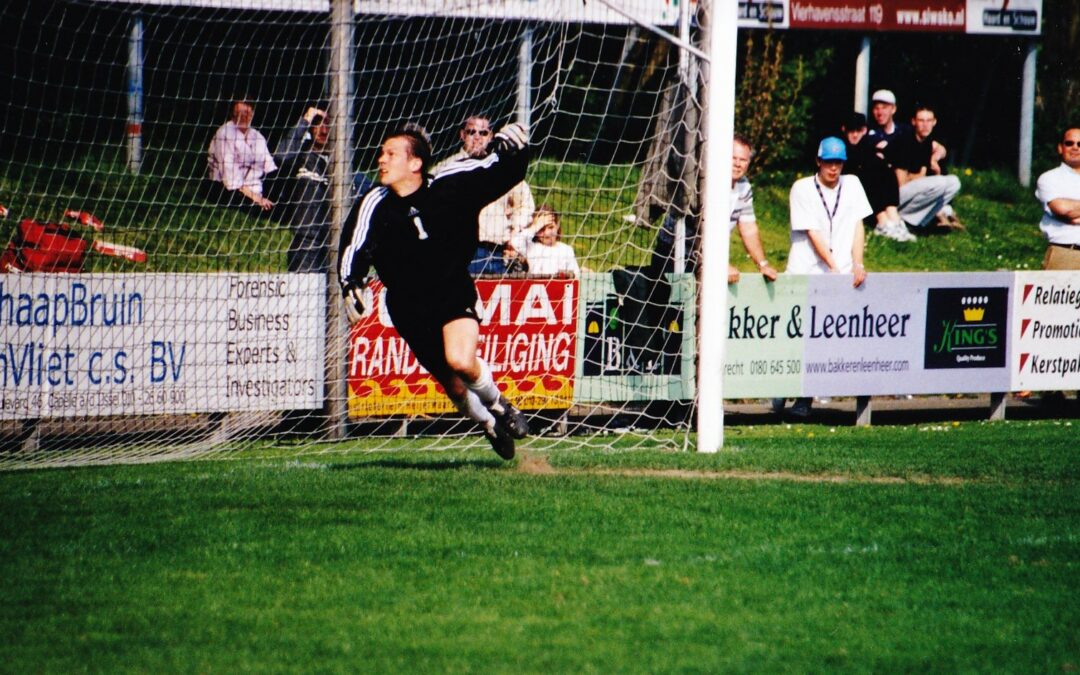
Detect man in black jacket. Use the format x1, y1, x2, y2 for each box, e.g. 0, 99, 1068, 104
841, 112, 913, 242
338, 122, 530, 459
274, 106, 375, 272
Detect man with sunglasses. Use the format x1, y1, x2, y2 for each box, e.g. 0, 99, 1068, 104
1035, 128, 1080, 270
434, 115, 535, 274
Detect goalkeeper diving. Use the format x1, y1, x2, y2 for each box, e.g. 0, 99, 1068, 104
337, 121, 531, 459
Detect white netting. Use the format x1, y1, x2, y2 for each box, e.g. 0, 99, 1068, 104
0, 0, 708, 468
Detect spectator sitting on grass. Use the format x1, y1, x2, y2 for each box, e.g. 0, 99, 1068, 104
866, 89, 911, 153
889, 104, 963, 233
206, 98, 277, 213
842, 112, 913, 243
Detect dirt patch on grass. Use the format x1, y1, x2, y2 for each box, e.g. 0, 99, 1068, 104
516, 459, 971, 485
515, 451, 558, 475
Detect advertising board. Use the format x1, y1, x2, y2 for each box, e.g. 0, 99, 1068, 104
725, 272, 1014, 397
1011, 272, 1080, 391
575, 272, 696, 402
347, 278, 577, 417
737, 0, 1041, 34
0, 273, 325, 419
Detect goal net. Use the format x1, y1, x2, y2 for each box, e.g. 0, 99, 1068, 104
0, 0, 712, 468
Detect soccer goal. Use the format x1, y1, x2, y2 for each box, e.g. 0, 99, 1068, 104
0, 0, 733, 468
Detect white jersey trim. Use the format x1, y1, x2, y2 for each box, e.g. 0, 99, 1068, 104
431, 153, 499, 183
340, 187, 388, 283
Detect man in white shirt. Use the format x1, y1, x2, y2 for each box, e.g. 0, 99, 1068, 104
206, 99, 277, 211
1035, 127, 1080, 270
776, 137, 871, 418
728, 134, 779, 283
786, 137, 871, 285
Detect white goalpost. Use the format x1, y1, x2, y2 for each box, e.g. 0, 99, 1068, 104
0, 0, 732, 468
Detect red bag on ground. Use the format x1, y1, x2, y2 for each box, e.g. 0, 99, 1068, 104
0, 219, 90, 273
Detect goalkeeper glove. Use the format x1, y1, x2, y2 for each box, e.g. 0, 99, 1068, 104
342, 282, 368, 325
491, 123, 529, 155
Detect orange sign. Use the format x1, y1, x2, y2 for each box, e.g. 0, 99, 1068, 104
347, 278, 577, 417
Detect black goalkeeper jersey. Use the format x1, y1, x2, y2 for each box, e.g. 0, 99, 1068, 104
338, 144, 529, 311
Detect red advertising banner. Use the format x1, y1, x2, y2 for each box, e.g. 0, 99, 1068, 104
789, 0, 966, 32
739, 0, 1040, 34
347, 278, 577, 417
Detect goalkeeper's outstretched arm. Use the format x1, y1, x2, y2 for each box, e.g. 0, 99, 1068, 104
431, 122, 531, 213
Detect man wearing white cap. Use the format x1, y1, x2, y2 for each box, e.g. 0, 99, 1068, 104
866, 89, 910, 151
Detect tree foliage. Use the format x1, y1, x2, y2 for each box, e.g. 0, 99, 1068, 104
735, 32, 832, 174
1036, 3, 1080, 153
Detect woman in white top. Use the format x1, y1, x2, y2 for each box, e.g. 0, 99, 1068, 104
509, 205, 581, 278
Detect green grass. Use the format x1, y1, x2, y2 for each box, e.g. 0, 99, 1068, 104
2, 146, 1048, 275
2, 420, 1077, 672
0, 147, 291, 273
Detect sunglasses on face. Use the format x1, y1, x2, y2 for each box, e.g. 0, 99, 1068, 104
1063, 140, 1080, 147
465, 129, 491, 137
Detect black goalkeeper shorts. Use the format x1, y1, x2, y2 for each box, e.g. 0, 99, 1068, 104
386, 285, 479, 386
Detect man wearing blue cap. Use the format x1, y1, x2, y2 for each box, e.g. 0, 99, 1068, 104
775, 137, 872, 418
786, 136, 871, 285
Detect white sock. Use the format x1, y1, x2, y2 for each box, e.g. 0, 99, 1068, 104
452, 390, 496, 428
465, 358, 500, 407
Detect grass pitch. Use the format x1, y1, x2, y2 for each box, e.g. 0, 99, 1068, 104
2, 420, 1077, 672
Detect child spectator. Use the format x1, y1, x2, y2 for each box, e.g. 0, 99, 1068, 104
510, 205, 580, 278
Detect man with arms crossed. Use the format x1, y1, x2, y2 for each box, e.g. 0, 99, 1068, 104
1036, 127, 1080, 270
338, 122, 531, 459
776, 137, 871, 418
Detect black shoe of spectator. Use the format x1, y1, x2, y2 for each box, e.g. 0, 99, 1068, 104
789, 398, 812, 419
489, 395, 529, 439
484, 422, 516, 460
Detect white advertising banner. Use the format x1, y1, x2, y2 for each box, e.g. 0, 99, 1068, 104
724, 272, 1015, 398
0, 273, 325, 420
800, 272, 1012, 396
966, 0, 1041, 35
1011, 272, 1080, 391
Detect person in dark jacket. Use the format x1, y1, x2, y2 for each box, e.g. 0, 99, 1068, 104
841, 112, 913, 242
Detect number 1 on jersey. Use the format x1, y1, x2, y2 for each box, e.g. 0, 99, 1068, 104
411, 214, 429, 240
